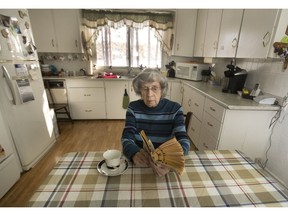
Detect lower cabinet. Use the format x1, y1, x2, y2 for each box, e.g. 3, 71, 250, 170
184, 82, 276, 161
105, 81, 129, 119
66, 80, 106, 119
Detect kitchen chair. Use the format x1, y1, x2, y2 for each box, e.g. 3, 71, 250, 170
44, 80, 73, 134
184, 111, 192, 131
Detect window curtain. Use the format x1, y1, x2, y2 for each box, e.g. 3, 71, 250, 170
81, 9, 175, 57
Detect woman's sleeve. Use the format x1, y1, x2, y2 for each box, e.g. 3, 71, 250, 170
121, 106, 141, 160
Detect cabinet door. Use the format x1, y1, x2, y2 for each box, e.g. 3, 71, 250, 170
29, 9, 58, 52
128, 81, 140, 102
237, 9, 279, 58
182, 84, 192, 114
53, 9, 82, 53
170, 81, 183, 105
203, 9, 222, 57
172, 9, 197, 57
105, 81, 129, 119
268, 9, 288, 58
217, 9, 243, 58
193, 9, 208, 57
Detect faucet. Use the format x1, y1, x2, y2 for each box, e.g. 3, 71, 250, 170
127, 67, 133, 75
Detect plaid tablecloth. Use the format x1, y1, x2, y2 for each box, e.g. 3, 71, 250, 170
28, 150, 288, 207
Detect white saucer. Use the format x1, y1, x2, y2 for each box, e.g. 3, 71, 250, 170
97, 158, 129, 176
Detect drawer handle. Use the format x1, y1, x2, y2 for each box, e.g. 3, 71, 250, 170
191, 127, 195, 132
194, 103, 199, 107
203, 143, 208, 149
210, 107, 216, 112
84, 94, 91, 96
207, 122, 213, 127
85, 110, 92, 112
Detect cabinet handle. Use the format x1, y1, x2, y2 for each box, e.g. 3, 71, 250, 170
85, 110, 92, 112
194, 102, 199, 107
84, 94, 91, 96
191, 127, 195, 132
232, 37, 237, 48
188, 99, 191, 107
51, 39, 55, 47
203, 143, 208, 149
262, 31, 271, 47
213, 41, 218, 50
207, 122, 213, 127
210, 106, 216, 112
75, 40, 78, 47
177, 43, 179, 51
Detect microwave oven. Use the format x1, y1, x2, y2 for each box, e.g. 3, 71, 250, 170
175, 62, 210, 81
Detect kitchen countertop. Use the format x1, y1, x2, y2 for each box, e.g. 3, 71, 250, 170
42, 76, 280, 111
182, 80, 280, 111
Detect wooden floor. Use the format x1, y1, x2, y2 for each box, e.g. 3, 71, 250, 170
0, 120, 196, 207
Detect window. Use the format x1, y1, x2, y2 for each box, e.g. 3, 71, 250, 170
82, 9, 174, 69
95, 25, 162, 68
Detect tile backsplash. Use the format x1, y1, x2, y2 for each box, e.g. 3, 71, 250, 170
213, 58, 288, 98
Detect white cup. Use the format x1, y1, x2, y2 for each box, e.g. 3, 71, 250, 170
103, 149, 121, 169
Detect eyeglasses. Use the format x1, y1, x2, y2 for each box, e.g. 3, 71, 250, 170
141, 86, 161, 93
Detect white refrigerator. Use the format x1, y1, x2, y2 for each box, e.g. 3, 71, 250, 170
0, 9, 56, 198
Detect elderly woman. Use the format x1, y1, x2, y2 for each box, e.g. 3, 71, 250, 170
121, 68, 190, 176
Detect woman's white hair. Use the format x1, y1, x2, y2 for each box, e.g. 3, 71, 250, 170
132, 68, 168, 98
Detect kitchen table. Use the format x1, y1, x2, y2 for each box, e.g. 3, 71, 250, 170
28, 150, 288, 207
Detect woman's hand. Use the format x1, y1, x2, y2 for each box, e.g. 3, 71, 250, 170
149, 158, 170, 177
132, 149, 150, 167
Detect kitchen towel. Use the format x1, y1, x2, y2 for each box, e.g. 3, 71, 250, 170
122, 89, 130, 109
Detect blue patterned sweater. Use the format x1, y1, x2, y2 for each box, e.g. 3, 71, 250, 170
121, 98, 191, 160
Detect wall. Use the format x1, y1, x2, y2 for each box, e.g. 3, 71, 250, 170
213, 57, 288, 187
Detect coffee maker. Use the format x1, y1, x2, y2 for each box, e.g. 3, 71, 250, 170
222, 63, 248, 94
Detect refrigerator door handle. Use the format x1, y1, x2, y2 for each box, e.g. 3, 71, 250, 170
2, 66, 16, 105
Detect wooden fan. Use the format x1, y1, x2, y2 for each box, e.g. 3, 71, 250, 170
140, 130, 185, 175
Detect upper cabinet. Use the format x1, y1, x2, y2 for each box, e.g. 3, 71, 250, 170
236, 9, 279, 58
217, 9, 243, 58
194, 9, 222, 57
193, 9, 208, 57
172, 9, 197, 57
203, 9, 222, 57
29, 9, 83, 53
268, 9, 288, 58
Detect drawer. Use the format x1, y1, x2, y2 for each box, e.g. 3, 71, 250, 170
204, 98, 225, 122
70, 102, 106, 119
197, 128, 218, 150
67, 80, 104, 88
202, 111, 222, 140
190, 89, 205, 121
68, 88, 105, 102
187, 115, 201, 145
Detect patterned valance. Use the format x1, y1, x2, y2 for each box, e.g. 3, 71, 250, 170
82, 9, 175, 56
82, 9, 174, 31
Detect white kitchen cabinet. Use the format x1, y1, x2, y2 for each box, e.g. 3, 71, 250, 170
105, 81, 129, 119
203, 9, 222, 57
268, 9, 288, 58
66, 80, 106, 119
29, 10, 57, 52
182, 81, 276, 161
193, 9, 222, 57
216, 9, 243, 58
128, 81, 140, 102
193, 9, 208, 57
236, 9, 279, 58
172, 9, 197, 57
29, 9, 82, 53
169, 80, 183, 105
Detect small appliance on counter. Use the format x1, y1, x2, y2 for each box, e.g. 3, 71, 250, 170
222, 63, 248, 94
175, 62, 210, 81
